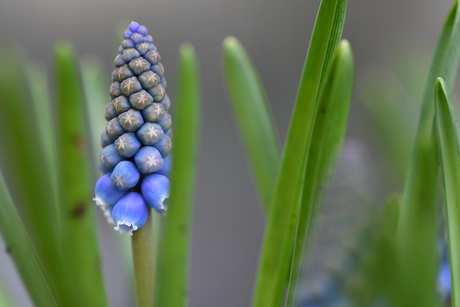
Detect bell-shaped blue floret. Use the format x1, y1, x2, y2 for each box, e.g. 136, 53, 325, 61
120, 76, 142, 96
100, 144, 123, 170
138, 70, 160, 90
137, 122, 164, 145
100, 130, 113, 147
111, 161, 140, 191
105, 102, 117, 120
118, 109, 144, 132
158, 112, 172, 131
114, 132, 141, 158
142, 103, 165, 123
148, 84, 165, 102
112, 96, 131, 115
93, 173, 126, 210
129, 90, 153, 110
134, 146, 164, 174
128, 21, 140, 32
159, 94, 171, 110
99, 162, 110, 174
153, 134, 172, 156
141, 174, 170, 212
106, 117, 125, 140
112, 192, 148, 235
155, 155, 171, 177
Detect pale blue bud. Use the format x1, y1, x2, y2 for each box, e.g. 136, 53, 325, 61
111, 161, 140, 191
114, 132, 141, 158
134, 146, 164, 174
100, 144, 123, 170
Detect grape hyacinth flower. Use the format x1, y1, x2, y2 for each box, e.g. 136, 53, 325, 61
93, 21, 171, 236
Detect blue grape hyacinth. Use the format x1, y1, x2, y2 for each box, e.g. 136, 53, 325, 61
94, 21, 171, 236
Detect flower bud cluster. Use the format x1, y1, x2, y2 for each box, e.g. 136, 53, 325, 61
94, 21, 171, 235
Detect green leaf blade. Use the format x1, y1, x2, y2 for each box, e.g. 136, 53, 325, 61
0, 172, 58, 307
0, 48, 63, 290
222, 36, 280, 211
155, 43, 201, 307
252, 0, 348, 306
396, 1, 460, 306
287, 40, 354, 305
55, 42, 107, 307
435, 77, 460, 307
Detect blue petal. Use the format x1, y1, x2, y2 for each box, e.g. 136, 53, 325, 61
111, 161, 140, 191
141, 174, 170, 212
112, 192, 148, 235
93, 173, 126, 209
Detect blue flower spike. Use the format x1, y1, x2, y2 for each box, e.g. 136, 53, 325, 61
93, 21, 172, 235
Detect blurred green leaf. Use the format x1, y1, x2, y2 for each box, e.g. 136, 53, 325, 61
0, 48, 63, 292
252, 0, 348, 306
55, 42, 107, 307
435, 77, 460, 307
0, 171, 58, 307
287, 40, 354, 306
222, 36, 280, 211
80, 57, 108, 179
155, 43, 201, 307
396, 1, 460, 306
360, 69, 419, 183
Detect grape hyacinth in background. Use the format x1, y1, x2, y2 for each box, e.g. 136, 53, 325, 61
94, 21, 172, 235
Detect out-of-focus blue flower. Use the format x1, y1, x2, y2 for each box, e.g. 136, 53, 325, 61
112, 192, 149, 235
93, 21, 173, 235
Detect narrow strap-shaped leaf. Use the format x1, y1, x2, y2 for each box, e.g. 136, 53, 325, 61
55, 42, 107, 307
396, 1, 460, 306
222, 37, 280, 211
0, 171, 58, 307
435, 77, 460, 307
252, 0, 348, 306
286, 40, 354, 306
155, 43, 201, 307
80, 57, 108, 179
0, 48, 63, 289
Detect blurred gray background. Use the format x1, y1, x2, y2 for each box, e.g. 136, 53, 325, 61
0, 0, 454, 306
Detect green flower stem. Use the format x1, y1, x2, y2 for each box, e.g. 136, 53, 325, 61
132, 209, 155, 307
